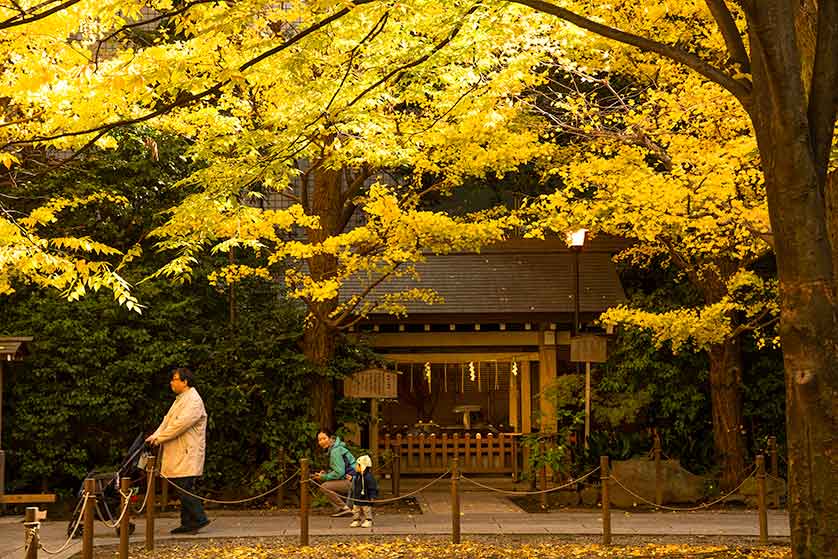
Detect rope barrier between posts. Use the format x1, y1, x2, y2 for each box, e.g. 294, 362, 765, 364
161, 469, 301, 504
459, 466, 601, 495
38, 493, 89, 555
94, 488, 136, 528
135, 471, 153, 513
608, 465, 757, 512
309, 469, 450, 506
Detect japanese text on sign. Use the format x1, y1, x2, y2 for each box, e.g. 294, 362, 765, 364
344, 368, 398, 398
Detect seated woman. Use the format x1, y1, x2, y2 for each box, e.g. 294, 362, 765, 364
312, 428, 355, 517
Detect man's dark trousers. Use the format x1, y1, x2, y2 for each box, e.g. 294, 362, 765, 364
173, 476, 208, 528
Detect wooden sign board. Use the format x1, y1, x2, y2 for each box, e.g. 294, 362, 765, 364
344, 368, 398, 399
570, 335, 608, 363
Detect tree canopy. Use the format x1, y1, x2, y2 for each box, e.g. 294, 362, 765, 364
1, 1, 836, 556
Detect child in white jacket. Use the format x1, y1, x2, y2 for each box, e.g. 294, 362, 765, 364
348, 455, 378, 528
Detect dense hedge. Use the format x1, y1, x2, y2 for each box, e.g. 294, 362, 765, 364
0, 130, 324, 497
0, 277, 321, 497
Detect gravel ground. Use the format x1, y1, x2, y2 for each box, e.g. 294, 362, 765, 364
79, 534, 791, 559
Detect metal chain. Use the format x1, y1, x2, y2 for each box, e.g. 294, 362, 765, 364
161, 468, 300, 505
460, 467, 601, 495
309, 469, 450, 505
38, 493, 89, 555
95, 488, 136, 528
608, 465, 757, 512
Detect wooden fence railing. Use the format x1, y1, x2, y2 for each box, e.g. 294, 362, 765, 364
379, 433, 519, 476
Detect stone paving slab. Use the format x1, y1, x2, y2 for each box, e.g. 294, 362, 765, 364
417, 491, 519, 514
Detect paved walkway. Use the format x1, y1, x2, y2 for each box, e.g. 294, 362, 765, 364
0, 480, 790, 559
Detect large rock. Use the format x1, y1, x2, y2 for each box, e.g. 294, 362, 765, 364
580, 486, 600, 507
735, 476, 787, 507
551, 489, 580, 507
607, 458, 705, 508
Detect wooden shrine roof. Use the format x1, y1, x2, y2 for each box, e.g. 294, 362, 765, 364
342, 238, 627, 319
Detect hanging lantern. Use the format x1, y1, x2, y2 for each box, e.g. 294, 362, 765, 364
425, 362, 432, 391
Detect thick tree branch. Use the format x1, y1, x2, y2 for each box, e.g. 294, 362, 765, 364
343, 165, 371, 202
299, 294, 335, 329
2, 0, 378, 150
332, 262, 401, 326
728, 310, 779, 340
93, 0, 219, 68
344, 4, 481, 109
0, 0, 80, 30
239, 0, 377, 73
743, 3, 808, 126
408, 82, 482, 139
323, 9, 390, 115
337, 166, 371, 232
808, 0, 838, 181
509, 0, 752, 104
704, 0, 751, 72
659, 235, 703, 287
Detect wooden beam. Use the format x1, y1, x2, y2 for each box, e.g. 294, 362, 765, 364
521, 361, 532, 434
539, 341, 558, 432
370, 399, 380, 458
509, 364, 520, 432
0, 494, 57, 504
363, 331, 541, 347
381, 352, 540, 363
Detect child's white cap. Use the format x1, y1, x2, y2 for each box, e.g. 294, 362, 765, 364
356, 455, 373, 472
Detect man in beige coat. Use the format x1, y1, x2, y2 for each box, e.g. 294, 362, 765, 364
146, 367, 209, 534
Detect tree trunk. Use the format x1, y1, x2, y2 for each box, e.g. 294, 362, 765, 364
304, 304, 337, 430
764, 158, 838, 559
748, 75, 838, 559
746, 5, 838, 551
707, 338, 746, 491
301, 164, 346, 431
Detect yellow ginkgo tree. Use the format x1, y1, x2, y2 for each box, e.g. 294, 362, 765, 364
2, 1, 835, 553
508, 1, 837, 555
1, 0, 565, 428
525, 63, 777, 490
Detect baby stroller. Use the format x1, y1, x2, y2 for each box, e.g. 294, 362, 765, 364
67, 432, 150, 537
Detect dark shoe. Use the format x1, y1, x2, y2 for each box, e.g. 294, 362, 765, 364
170, 519, 210, 535
330, 507, 352, 517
